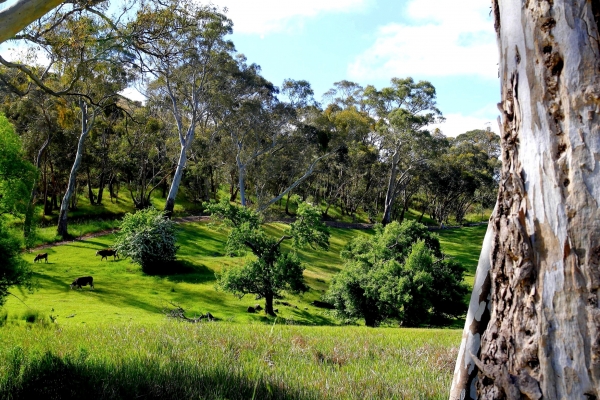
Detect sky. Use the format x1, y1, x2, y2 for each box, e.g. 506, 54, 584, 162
219, 0, 501, 137
0, 0, 501, 137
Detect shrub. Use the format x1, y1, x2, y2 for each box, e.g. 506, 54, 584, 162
114, 208, 179, 273
325, 220, 469, 327
0, 221, 33, 308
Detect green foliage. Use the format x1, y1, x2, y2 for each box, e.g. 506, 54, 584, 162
326, 220, 469, 327
114, 208, 179, 273
0, 221, 32, 308
208, 200, 329, 315
0, 114, 37, 217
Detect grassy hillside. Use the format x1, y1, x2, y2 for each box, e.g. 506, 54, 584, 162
7, 222, 371, 326
1, 219, 486, 398
5, 221, 486, 327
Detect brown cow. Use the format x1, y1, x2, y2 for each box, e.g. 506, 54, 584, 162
34, 253, 48, 263
70, 276, 94, 290
96, 248, 118, 261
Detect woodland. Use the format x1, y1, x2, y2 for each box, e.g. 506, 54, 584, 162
5, 0, 598, 399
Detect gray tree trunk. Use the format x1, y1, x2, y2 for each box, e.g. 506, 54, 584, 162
382, 151, 399, 225
0, 0, 64, 44
57, 102, 94, 237
164, 140, 189, 217
452, 0, 600, 398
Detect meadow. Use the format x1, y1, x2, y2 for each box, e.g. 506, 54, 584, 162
1, 211, 486, 398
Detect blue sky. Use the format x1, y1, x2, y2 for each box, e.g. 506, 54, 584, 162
1, 0, 501, 137
221, 0, 500, 136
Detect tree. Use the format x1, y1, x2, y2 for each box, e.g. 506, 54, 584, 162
326, 220, 468, 327
363, 78, 443, 225
451, 1, 600, 398
0, 0, 65, 44
207, 200, 329, 316
0, 114, 35, 307
129, 0, 234, 217
113, 208, 178, 274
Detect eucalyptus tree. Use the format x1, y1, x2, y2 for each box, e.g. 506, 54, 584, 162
0, 0, 65, 44
364, 78, 443, 225
451, 1, 600, 398
129, 0, 234, 216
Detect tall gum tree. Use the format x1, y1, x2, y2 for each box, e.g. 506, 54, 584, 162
130, 0, 234, 217
452, 0, 600, 398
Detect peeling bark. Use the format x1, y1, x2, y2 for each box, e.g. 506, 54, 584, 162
450, 222, 493, 399
465, 0, 600, 398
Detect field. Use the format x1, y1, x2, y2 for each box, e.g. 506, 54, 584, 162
1, 218, 486, 398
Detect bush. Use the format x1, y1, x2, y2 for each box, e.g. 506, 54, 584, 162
114, 208, 179, 274
0, 221, 33, 308
325, 220, 469, 327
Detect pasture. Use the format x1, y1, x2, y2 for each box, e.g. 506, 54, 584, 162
1, 221, 486, 398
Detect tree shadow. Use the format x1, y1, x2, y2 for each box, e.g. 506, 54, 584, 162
3, 351, 319, 400
144, 259, 215, 285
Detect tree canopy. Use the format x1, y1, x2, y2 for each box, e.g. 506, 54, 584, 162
326, 220, 469, 327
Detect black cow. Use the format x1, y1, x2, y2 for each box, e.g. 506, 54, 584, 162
70, 276, 94, 290
96, 249, 118, 261
34, 253, 48, 263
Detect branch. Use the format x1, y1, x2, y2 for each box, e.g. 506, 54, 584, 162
0, 0, 65, 44
257, 151, 335, 212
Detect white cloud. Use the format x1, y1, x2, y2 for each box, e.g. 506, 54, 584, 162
348, 0, 498, 79
219, 0, 369, 35
429, 110, 500, 138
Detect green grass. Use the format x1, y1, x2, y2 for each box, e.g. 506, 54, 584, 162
8, 222, 364, 326
8, 221, 486, 327
437, 224, 488, 287
1, 218, 487, 398
0, 322, 460, 399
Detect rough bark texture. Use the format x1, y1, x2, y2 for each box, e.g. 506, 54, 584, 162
474, 0, 600, 398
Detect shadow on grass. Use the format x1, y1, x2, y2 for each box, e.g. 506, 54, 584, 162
2, 351, 317, 400
144, 260, 215, 285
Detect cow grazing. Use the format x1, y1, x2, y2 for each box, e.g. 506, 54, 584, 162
96, 248, 118, 261
70, 276, 94, 290
34, 253, 48, 263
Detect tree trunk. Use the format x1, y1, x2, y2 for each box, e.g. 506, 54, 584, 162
0, 0, 65, 44
57, 101, 94, 237
450, 222, 493, 399
24, 135, 51, 239
164, 143, 188, 217
381, 151, 399, 225
97, 170, 105, 204
264, 293, 275, 316
86, 167, 95, 205
453, 1, 600, 398
237, 159, 247, 207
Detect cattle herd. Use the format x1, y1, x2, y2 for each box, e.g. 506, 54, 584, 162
32, 248, 119, 290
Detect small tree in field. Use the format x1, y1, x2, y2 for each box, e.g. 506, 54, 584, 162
206, 200, 329, 316
114, 208, 179, 274
325, 220, 468, 327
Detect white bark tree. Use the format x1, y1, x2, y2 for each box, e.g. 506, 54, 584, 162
0, 0, 64, 44
452, 0, 600, 398
131, 0, 233, 217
